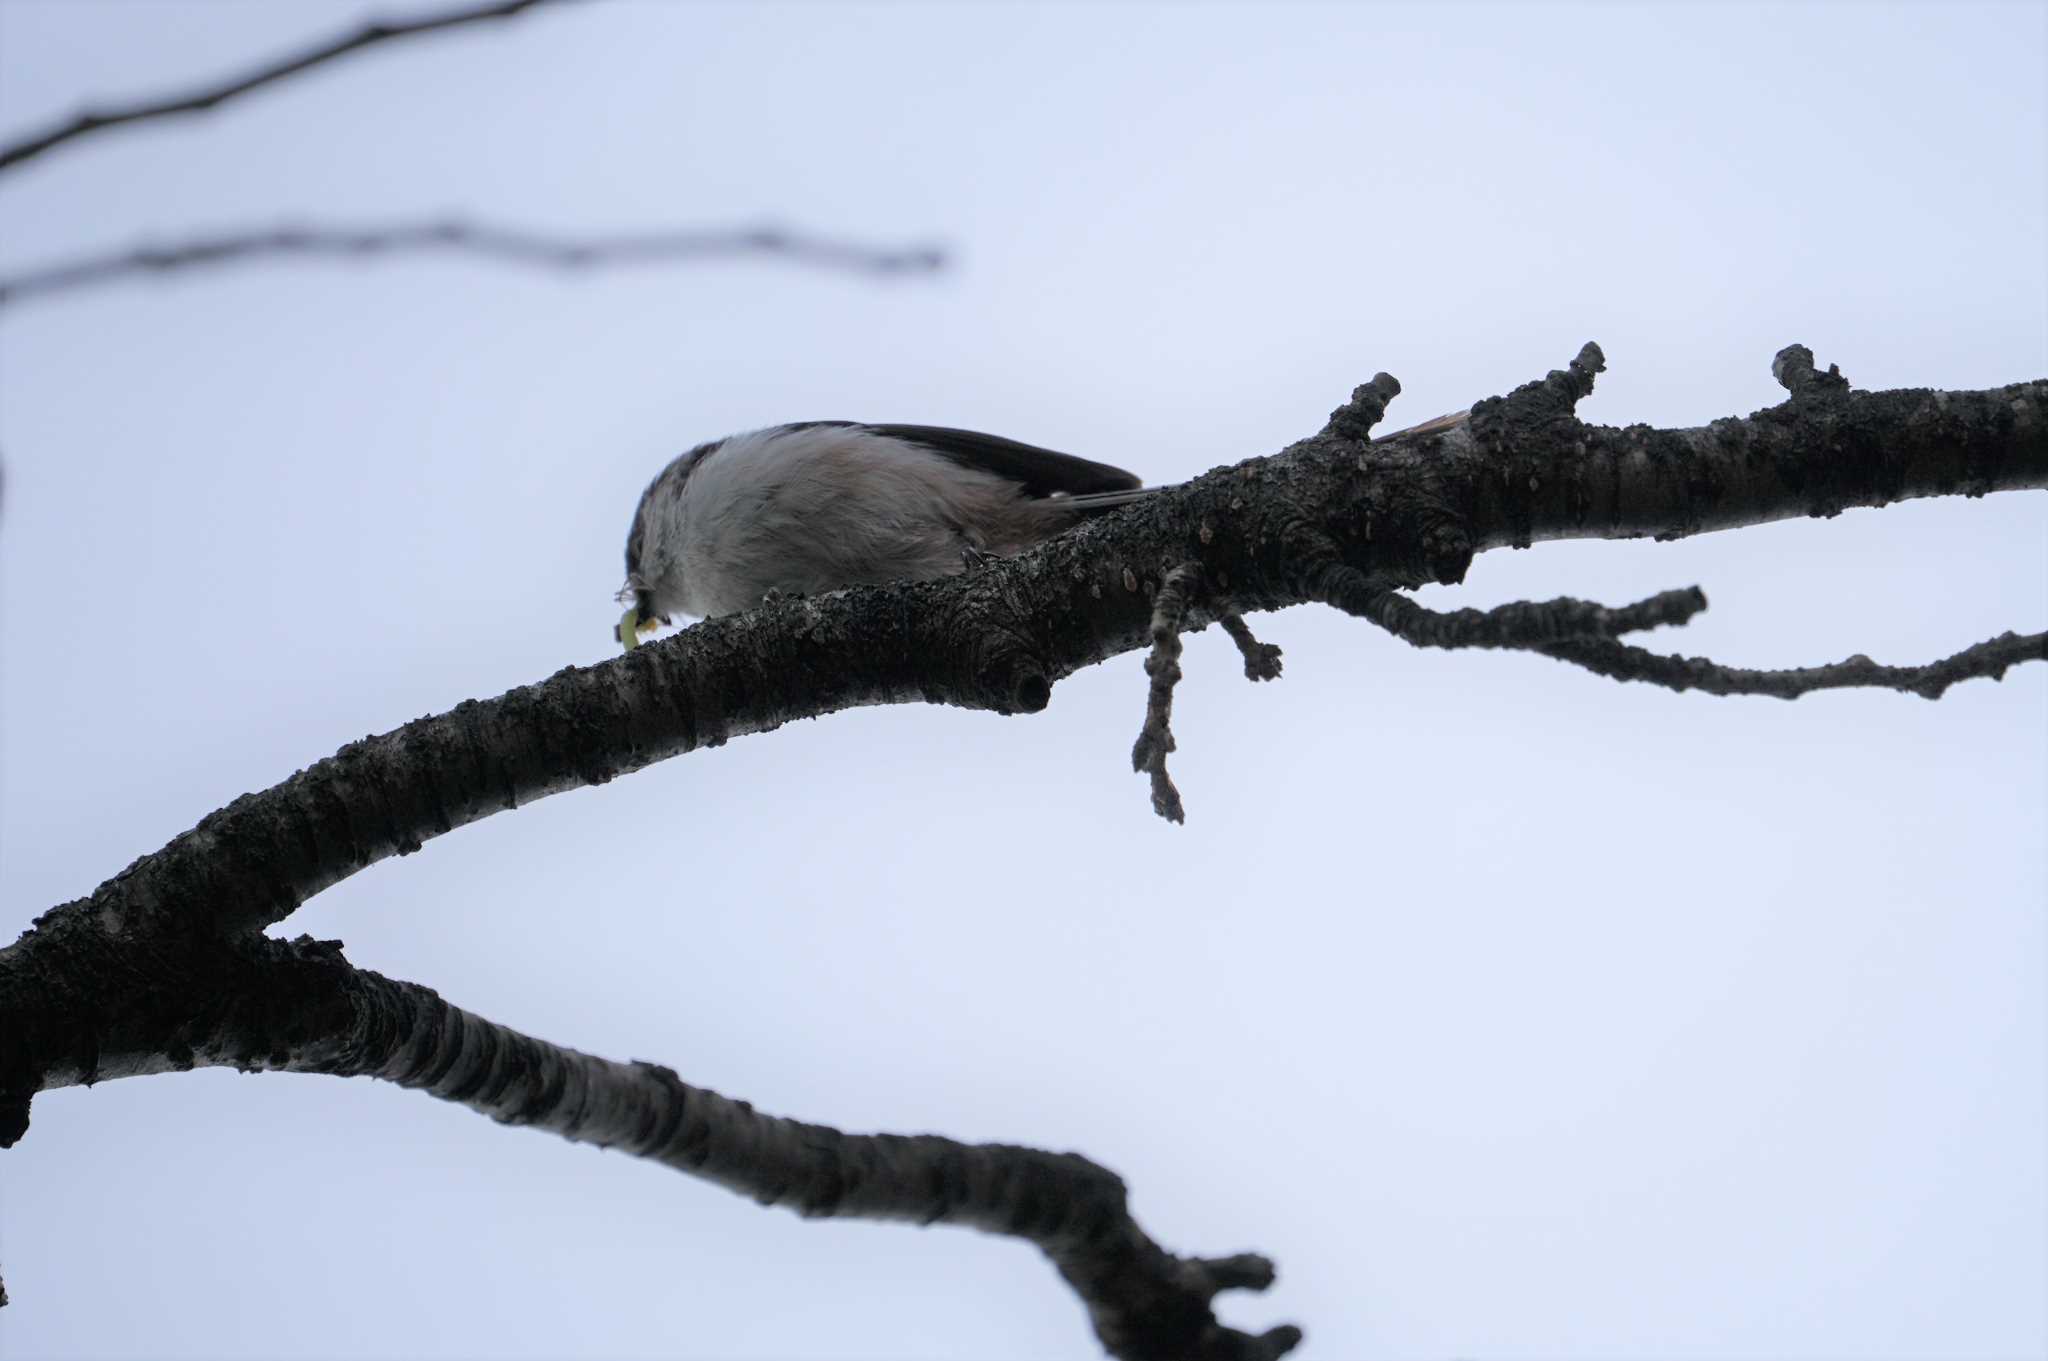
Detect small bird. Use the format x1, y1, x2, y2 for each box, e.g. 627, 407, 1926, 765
616, 422, 1151, 648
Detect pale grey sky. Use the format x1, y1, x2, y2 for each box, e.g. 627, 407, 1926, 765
1, 2, 2043, 1358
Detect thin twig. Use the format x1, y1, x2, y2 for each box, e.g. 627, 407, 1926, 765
1771, 343, 1851, 399
0, 219, 947, 307
1218, 613, 1284, 681
1132, 564, 1203, 824
0, 0, 561, 175
1316, 566, 1707, 648
1315, 557, 2039, 702
1541, 630, 2047, 700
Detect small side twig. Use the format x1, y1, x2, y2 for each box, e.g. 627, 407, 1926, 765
1321, 371, 1403, 441
1314, 565, 1706, 648
0, 219, 947, 308
1541, 629, 2046, 700
1132, 564, 1204, 824
1771, 343, 1851, 399
0, 0, 560, 175
1219, 614, 1285, 681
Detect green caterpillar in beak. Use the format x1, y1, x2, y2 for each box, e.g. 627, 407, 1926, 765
616, 605, 649, 652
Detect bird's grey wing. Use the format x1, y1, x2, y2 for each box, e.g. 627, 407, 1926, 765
858, 423, 1142, 498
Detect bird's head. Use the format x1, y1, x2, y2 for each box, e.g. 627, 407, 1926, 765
615, 448, 707, 650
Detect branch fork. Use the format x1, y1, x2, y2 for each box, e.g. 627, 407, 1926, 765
1131, 565, 1285, 824
1121, 342, 2042, 821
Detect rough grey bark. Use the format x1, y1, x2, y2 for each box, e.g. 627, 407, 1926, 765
4, 346, 2043, 1356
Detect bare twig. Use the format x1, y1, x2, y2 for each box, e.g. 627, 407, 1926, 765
0, 0, 561, 175
1541, 629, 2047, 700
1318, 570, 1710, 649
0, 219, 947, 307
1313, 521, 2037, 703
1219, 613, 1284, 681
1772, 342, 1852, 399
1132, 564, 1204, 824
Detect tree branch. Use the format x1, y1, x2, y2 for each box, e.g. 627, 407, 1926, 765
0, 0, 562, 175
3, 929, 1300, 1357
1539, 629, 2047, 700
1217, 613, 1285, 682
5, 345, 2043, 1353
11, 345, 2038, 940
1317, 574, 1710, 649
1132, 563, 1203, 823
0, 218, 946, 307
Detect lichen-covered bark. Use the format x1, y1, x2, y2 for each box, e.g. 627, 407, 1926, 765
4, 349, 2043, 1356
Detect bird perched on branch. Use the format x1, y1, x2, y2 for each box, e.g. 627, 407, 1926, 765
615, 422, 1152, 648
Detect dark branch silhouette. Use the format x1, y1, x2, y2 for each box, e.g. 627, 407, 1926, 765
1217, 613, 1285, 682
0, 0, 562, 175
4, 345, 2043, 1356
18, 932, 1295, 1359
1132, 562, 1203, 823
1326, 573, 2043, 699
1319, 579, 1710, 650
1539, 629, 2047, 700
0, 218, 946, 307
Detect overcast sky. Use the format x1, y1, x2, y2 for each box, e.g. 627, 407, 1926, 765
1, 2, 2043, 1358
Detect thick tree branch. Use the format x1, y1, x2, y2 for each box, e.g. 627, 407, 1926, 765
3, 929, 1298, 1356
13, 347, 2039, 941
0, 219, 946, 307
1458, 343, 2042, 548
0, 0, 562, 175
6, 346, 2043, 1353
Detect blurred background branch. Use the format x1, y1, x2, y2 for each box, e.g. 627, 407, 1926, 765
0, 219, 945, 307
0, 0, 563, 175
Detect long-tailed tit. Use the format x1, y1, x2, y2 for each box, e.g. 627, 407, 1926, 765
615, 422, 1151, 648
